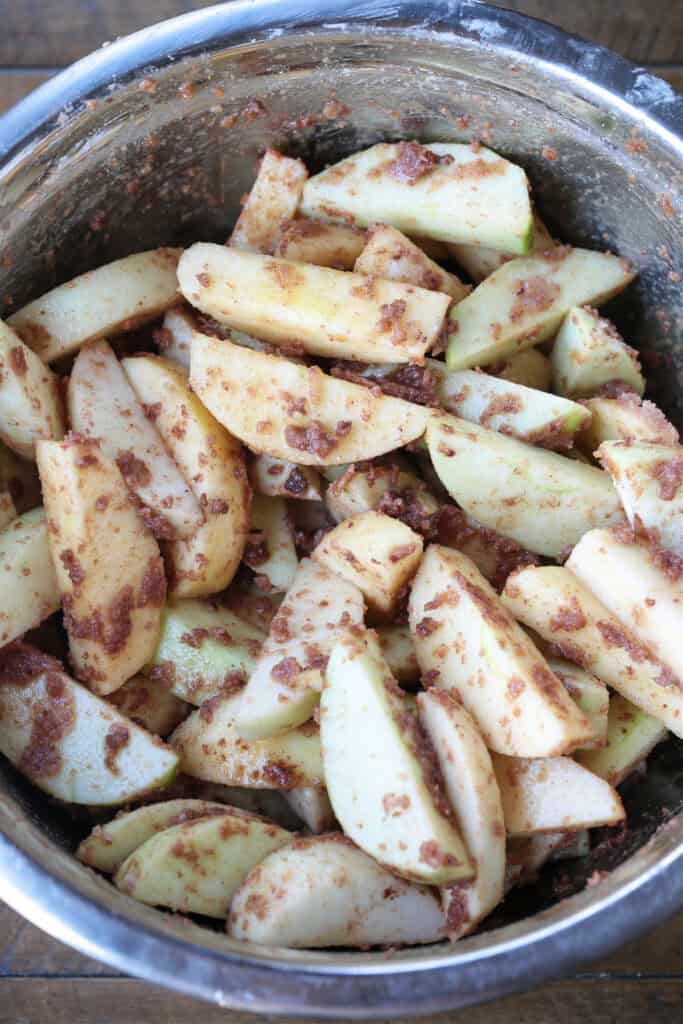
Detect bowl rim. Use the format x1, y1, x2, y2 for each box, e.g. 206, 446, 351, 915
0, 0, 682, 1016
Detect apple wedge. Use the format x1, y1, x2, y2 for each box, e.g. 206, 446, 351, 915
0, 507, 59, 646
576, 693, 668, 785
418, 690, 505, 938
321, 631, 474, 885
598, 440, 683, 556
446, 248, 634, 371
156, 306, 195, 369
115, 807, 290, 916
229, 834, 446, 948
0, 642, 178, 804
68, 341, 202, 540
178, 243, 449, 363
283, 788, 336, 834
107, 675, 188, 737
567, 527, 683, 681
122, 353, 251, 598
300, 142, 533, 252
171, 690, 324, 788
236, 558, 364, 740
501, 565, 683, 738
190, 332, 429, 466
312, 511, 423, 621
229, 149, 308, 254
580, 396, 678, 451
9, 248, 181, 363
274, 218, 367, 269
545, 658, 609, 750
493, 348, 552, 391
250, 454, 321, 501
77, 798, 228, 873
492, 753, 624, 835
378, 624, 420, 685
325, 462, 439, 525
355, 224, 470, 302
0, 320, 64, 459
427, 414, 624, 558
409, 546, 593, 756
244, 494, 298, 593
449, 214, 555, 284
145, 600, 264, 706
551, 306, 645, 399
37, 437, 165, 694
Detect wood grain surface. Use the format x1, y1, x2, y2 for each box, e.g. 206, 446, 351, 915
0, 1, 682, 1022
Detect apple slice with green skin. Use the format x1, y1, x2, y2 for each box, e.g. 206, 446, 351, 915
551, 307, 645, 399
418, 690, 505, 939
492, 753, 624, 835
321, 631, 474, 885
190, 332, 429, 467
576, 693, 668, 786
301, 142, 533, 252
0, 642, 178, 805
409, 546, 593, 757
244, 493, 298, 593
115, 808, 291, 917
580, 396, 678, 452
501, 565, 683, 738
427, 413, 624, 558
122, 353, 251, 599
567, 527, 683, 683
171, 691, 324, 789
145, 600, 264, 706
283, 788, 336, 834
107, 675, 188, 737
68, 340, 203, 540
77, 798, 229, 873
236, 558, 364, 741
446, 248, 634, 371
597, 440, 683, 557
312, 511, 423, 621
0, 320, 64, 459
449, 214, 555, 284
546, 658, 609, 750
433, 366, 590, 451
0, 508, 59, 646
229, 834, 446, 948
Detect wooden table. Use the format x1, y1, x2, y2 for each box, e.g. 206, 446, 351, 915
0, 2, 682, 1021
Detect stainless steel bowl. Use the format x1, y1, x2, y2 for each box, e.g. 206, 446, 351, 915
0, 1, 682, 1016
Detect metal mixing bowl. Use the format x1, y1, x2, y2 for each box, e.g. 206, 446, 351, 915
0, 0, 682, 1016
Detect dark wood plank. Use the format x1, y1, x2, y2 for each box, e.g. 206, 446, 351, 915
0, 70, 53, 114
0, 0, 682, 68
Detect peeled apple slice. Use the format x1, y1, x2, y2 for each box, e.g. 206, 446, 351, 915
115, 808, 290, 916
321, 631, 474, 885
229, 835, 446, 948
0, 643, 178, 805
551, 306, 645, 399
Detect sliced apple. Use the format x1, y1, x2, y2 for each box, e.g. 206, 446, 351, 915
244, 493, 298, 593
77, 798, 228, 873
492, 753, 624, 835
170, 690, 324, 788
581, 395, 678, 452
0, 507, 59, 646
321, 631, 474, 885
0, 320, 64, 459
0, 642, 178, 804
274, 218, 367, 269
501, 565, 683, 738
9, 248, 181, 363
107, 675, 188, 737
145, 599, 264, 706
325, 461, 439, 526
427, 413, 624, 558
115, 808, 290, 916
546, 657, 609, 750
378, 624, 420, 685
37, 438, 165, 695
418, 690, 505, 938
312, 511, 423, 621
250, 453, 321, 501
236, 558, 364, 741
68, 340, 202, 539
449, 214, 555, 283
598, 440, 683, 556
409, 546, 592, 756
179, 243, 449, 363
156, 306, 195, 369
576, 693, 668, 785
446, 248, 634, 371
551, 306, 645, 398
283, 788, 336, 834
229, 834, 446, 947
355, 224, 469, 301
190, 332, 429, 467
229, 149, 308, 254
493, 348, 552, 391
300, 142, 533, 252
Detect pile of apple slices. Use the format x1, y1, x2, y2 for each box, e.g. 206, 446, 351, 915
0, 136, 680, 951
